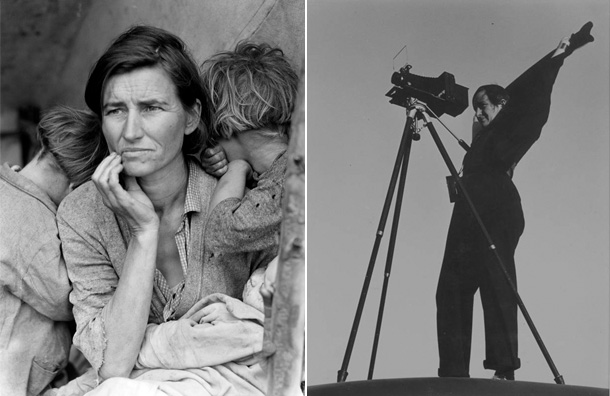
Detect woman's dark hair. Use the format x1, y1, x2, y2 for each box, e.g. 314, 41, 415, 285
472, 84, 510, 108
84, 25, 210, 155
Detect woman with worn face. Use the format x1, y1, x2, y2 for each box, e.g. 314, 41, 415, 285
101, 66, 200, 179
93, 64, 202, 288
57, 26, 275, 391
436, 23, 593, 381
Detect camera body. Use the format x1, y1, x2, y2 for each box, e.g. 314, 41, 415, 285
386, 65, 469, 117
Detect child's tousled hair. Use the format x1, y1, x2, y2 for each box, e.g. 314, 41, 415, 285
201, 42, 299, 144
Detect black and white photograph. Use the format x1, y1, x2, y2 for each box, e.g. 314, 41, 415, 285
308, 0, 608, 395
1, 1, 303, 395
1, 0, 609, 396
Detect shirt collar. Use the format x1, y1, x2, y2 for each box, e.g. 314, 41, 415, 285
184, 158, 204, 215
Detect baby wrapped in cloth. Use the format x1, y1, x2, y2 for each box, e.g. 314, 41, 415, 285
79, 261, 275, 396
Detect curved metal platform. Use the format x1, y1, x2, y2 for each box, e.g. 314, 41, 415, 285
308, 377, 609, 396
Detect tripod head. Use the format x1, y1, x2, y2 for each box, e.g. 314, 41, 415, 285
403, 97, 471, 151
404, 98, 432, 141
405, 98, 430, 118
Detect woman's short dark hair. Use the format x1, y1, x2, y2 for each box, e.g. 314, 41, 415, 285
84, 25, 210, 155
473, 84, 510, 108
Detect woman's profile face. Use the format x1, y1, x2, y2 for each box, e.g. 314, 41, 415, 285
101, 66, 200, 178
473, 91, 503, 128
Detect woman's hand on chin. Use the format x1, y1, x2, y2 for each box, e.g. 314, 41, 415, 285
93, 152, 159, 234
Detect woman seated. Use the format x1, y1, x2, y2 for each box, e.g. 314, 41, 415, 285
56, 25, 278, 395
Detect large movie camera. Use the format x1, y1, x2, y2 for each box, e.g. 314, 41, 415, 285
386, 64, 469, 118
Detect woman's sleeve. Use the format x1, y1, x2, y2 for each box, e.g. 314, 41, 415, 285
205, 174, 283, 254
505, 50, 564, 116
493, 50, 566, 168
57, 208, 118, 374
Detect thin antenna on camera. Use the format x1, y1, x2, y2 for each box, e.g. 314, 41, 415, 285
392, 45, 408, 71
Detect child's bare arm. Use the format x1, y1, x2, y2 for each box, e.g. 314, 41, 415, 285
209, 159, 252, 211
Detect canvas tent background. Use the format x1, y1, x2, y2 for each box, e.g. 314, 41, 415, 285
1, 0, 304, 166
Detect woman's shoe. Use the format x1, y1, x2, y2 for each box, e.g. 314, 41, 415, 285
492, 370, 515, 381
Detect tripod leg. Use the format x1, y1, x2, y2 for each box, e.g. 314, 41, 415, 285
337, 113, 415, 383
423, 118, 565, 384
368, 114, 416, 379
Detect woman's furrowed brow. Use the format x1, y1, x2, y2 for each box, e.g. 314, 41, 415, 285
103, 98, 169, 109
139, 98, 170, 107
102, 101, 123, 110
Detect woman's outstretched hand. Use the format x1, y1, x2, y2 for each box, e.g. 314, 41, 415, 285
92, 152, 159, 233
552, 37, 570, 58
554, 22, 594, 58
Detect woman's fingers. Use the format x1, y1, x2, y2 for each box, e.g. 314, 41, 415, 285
94, 153, 121, 189
93, 153, 123, 207
92, 153, 158, 231
93, 152, 118, 181
107, 162, 128, 203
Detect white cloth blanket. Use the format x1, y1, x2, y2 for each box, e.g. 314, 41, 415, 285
83, 293, 267, 396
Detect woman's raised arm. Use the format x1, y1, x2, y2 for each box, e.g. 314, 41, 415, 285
91, 153, 160, 379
